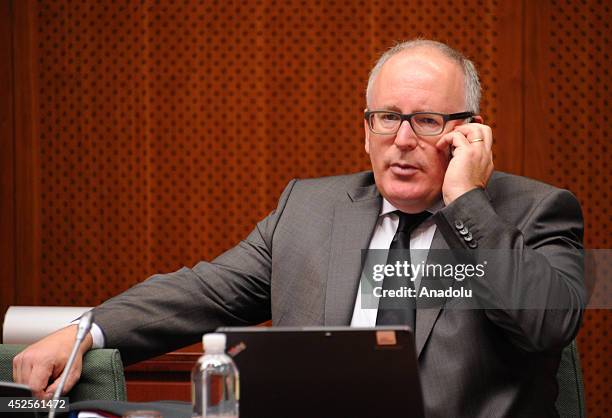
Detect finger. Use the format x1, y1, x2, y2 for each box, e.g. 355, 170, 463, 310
43, 361, 68, 396
452, 124, 486, 142
17, 353, 34, 389
453, 124, 492, 149
436, 130, 471, 151
435, 134, 452, 151
16, 353, 50, 399
45, 362, 81, 398
62, 364, 83, 395
44, 378, 59, 399
27, 362, 55, 398
44, 374, 62, 400
12, 353, 22, 383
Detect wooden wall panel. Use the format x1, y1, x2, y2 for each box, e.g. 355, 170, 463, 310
13, 0, 41, 307
524, 2, 610, 416
493, 1, 524, 174
2, 0, 608, 415
1, 0, 40, 327
0, 0, 15, 332
28, 0, 520, 306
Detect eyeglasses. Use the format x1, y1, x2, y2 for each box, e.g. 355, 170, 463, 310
364, 110, 474, 136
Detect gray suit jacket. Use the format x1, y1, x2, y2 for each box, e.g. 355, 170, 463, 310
93, 170, 585, 418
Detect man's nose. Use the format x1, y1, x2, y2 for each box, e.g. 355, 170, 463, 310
394, 120, 418, 150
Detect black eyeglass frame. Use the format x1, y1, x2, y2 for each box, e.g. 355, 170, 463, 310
364, 110, 474, 136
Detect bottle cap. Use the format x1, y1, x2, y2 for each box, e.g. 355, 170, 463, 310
203, 333, 226, 354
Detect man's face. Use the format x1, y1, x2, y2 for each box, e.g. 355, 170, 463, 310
365, 49, 468, 213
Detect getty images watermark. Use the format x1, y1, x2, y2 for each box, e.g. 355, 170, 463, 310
370, 259, 487, 299
359, 249, 608, 310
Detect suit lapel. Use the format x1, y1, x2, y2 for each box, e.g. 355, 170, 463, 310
415, 217, 452, 357
324, 185, 381, 325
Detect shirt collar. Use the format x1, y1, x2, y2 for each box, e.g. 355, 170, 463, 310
379, 197, 444, 217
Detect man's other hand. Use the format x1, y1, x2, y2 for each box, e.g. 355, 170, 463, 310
436, 122, 494, 204
12, 324, 93, 399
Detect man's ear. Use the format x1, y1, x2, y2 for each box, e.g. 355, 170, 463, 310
472, 115, 484, 123
364, 119, 371, 155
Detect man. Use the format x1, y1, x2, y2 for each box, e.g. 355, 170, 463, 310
14, 39, 585, 417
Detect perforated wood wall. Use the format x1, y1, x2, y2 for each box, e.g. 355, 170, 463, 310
3, 0, 609, 415
34, 0, 518, 305
34, 0, 514, 303
524, 2, 610, 416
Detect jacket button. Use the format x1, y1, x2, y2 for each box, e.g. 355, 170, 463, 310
459, 227, 469, 236
467, 240, 478, 249
454, 220, 464, 230
463, 232, 473, 242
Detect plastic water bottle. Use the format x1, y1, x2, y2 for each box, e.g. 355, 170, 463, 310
192, 333, 240, 418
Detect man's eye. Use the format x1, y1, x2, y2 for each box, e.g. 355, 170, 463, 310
415, 116, 440, 126
380, 113, 400, 122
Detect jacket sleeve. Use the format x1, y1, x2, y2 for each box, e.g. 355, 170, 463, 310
434, 187, 586, 352
92, 179, 297, 364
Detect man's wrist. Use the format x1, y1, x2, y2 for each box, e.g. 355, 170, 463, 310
80, 331, 93, 353
68, 320, 105, 349
443, 185, 482, 205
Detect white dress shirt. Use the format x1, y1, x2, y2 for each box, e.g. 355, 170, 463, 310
350, 198, 442, 327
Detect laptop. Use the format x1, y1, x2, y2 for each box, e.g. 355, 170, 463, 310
216, 326, 424, 418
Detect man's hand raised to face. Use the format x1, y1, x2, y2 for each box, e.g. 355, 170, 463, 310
12, 324, 92, 399
436, 121, 494, 205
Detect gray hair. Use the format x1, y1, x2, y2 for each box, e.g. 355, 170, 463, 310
366, 39, 481, 114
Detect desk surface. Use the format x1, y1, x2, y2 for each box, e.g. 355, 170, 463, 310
124, 343, 202, 402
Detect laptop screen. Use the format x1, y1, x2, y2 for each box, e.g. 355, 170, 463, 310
217, 326, 424, 418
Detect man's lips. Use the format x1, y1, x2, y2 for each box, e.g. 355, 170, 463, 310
389, 162, 420, 176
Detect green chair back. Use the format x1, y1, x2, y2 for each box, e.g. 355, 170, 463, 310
0, 344, 126, 402
556, 340, 585, 418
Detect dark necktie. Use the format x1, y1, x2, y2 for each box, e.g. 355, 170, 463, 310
376, 210, 431, 329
